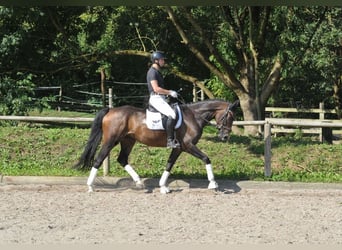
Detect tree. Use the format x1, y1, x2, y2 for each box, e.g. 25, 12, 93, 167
164, 6, 341, 134
272, 7, 341, 111
306, 7, 342, 118
1, 6, 340, 124
0, 7, 47, 115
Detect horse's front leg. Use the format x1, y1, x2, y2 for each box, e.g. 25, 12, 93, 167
206, 163, 218, 190
159, 148, 182, 194
186, 144, 218, 191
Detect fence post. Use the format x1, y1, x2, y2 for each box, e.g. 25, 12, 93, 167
100, 68, 106, 107
193, 84, 198, 102
264, 122, 272, 177
319, 102, 324, 142
200, 89, 204, 101
108, 88, 113, 108
102, 88, 113, 177
58, 85, 62, 112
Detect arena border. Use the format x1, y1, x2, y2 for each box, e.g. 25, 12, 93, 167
1, 175, 342, 191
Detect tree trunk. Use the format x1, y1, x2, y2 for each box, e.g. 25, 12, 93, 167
236, 57, 281, 136
239, 94, 260, 136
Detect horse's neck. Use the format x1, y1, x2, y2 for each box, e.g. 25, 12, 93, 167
199, 110, 217, 125
186, 101, 221, 125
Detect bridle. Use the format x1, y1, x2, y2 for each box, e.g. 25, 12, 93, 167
194, 101, 236, 134
216, 106, 234, 132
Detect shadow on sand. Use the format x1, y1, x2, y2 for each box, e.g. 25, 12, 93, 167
94, 177, 242, 194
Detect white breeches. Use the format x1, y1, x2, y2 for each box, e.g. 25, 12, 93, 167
149, 95, 176, 119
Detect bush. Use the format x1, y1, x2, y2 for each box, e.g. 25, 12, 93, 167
0, 73, 35, 115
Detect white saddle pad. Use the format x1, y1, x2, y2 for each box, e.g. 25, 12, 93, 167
145, 105, 182, 130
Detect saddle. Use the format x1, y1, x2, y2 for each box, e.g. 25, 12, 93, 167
145, 103, 183, 130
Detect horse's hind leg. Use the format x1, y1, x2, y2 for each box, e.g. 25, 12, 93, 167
117, 137, 143, 188
87, 140, 118, 192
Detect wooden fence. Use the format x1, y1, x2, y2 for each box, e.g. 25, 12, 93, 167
265, 102, 340, 141
1, 115, 341, 178
233, 119, 342, 176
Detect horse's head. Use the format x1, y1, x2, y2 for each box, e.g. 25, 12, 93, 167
215, 100, 240, 141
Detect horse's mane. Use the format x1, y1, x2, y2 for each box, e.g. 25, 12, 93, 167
182, 99, 228, 109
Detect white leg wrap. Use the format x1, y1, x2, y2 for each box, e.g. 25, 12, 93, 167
159, 171, 170, 187
206, 164, 218, 190
124, 164, 141, 183
208, 181, 218, 190
206, 164, 215, 181
160, 186, 170, 194
87, 167, 98, 188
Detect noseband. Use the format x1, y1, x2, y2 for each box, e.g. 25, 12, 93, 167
216, 107, 234, 131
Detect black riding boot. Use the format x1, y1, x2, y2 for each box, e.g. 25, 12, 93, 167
166, 116, 180, 148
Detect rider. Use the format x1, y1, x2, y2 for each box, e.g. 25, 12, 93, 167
146, 51, 180, 148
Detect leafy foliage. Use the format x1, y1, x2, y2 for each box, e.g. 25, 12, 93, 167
273, 7, 342, 108
0, 6, 341, 118
0, 73, 35, 115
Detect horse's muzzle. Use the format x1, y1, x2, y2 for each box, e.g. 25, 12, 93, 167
218, 133, 230, 142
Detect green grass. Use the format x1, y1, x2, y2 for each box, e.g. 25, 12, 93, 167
0, 122, 341, 183
0, 108, 341, 182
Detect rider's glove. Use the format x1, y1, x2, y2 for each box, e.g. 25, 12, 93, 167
169, 90, 178, 98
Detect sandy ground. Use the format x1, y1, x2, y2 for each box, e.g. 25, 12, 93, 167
0, 180, 341, 245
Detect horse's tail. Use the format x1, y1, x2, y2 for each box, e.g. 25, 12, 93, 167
74, 107, 110, 170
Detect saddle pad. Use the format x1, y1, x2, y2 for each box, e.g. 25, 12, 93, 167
145, 105, 182, 130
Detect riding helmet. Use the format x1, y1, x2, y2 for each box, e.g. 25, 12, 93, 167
151, 51, 166, 62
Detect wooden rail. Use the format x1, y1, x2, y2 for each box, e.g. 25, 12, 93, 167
265, 107, 336, 114
265, 103, 340, 141
0, 116, 94, 122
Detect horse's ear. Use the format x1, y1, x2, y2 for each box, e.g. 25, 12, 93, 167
229, 100, 240, 111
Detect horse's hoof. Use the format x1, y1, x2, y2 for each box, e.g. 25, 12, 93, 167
135, 180, 145, 189
208, 181, 218, 190
88, 185, 94, 193
160, 186, 170, 194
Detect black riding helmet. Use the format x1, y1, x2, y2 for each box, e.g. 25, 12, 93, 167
151, 51, 166, 63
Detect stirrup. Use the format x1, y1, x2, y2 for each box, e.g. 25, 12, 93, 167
167, 139, 180, 148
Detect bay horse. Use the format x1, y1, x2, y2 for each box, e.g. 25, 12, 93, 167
75, 99, 240, 194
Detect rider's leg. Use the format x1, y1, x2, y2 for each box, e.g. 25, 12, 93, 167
166, 116, 180, 148
149, 95, 179, 148
149, 95, 176, 117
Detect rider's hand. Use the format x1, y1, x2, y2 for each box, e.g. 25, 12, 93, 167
169, 90, 178, 98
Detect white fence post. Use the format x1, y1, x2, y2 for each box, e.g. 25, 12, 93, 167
264, 122, 272, 177
58, 85, 62, 112
319, 102, 324, 142
102, 88, 113, 177
193, 84, 198, 102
